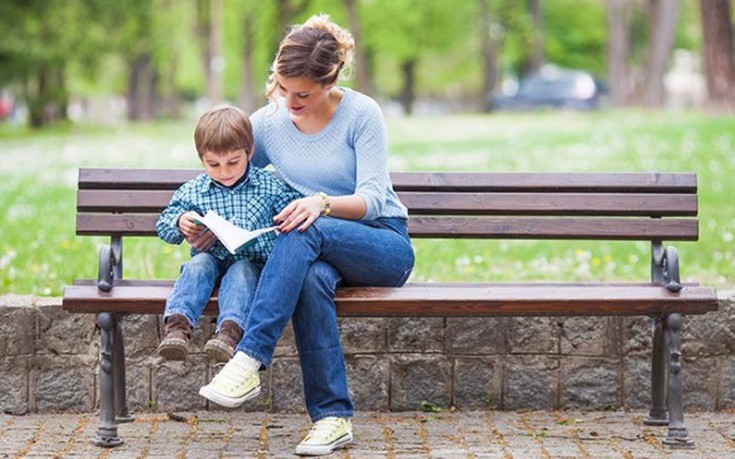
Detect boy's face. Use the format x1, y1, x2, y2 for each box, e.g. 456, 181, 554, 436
201, 149, 249, 187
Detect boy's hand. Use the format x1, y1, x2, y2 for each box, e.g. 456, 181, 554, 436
275, 196, 323, 232
178, 211, 204, 238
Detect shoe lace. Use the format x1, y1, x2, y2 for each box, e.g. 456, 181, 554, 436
306, 417, 345, 442
211, 361, 251, 390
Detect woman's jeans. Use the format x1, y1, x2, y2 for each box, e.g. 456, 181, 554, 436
164, 253, 261, 331
237, 216, 415, 421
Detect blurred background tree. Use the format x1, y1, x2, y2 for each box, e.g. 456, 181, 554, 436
0, 0, 732, 128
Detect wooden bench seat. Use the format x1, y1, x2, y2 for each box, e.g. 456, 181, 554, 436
63, 168, 718, 448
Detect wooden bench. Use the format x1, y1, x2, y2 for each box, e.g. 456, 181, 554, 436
63, 168, 718, 448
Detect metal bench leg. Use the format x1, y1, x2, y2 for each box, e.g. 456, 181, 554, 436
662, 313, 694, 448
114, 316, 133, 422
93, 312, 123, 447
645, 315, 668, 426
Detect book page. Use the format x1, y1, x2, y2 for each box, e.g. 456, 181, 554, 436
195, 210, 277, 254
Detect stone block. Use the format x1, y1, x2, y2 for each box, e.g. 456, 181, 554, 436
559, 317, 619, 356
31, 354, 95, 412
273, 320, 297, 357
0, 356, 30, 414
387, 318, 444, 352
503, 356, 559, 410
682, 356, 717, 410
340, 318, 386, 354
681, 302, 735, 356
717, 355, 735, 409
346, 355, 389, 410
560, 357, 620, 410
390, 354, 452, 411
0, 305, 34, 357
36, 306, 96, 355
622, 316, 653, 354
121, 314, 160, 357
507, 317, 559, 354
270, 357, 305, 413
446, 318, 506, 354
124, 357, 154, 412
453, 357, 501, 410
622, 354, 650, 409
153, 356, 209, 411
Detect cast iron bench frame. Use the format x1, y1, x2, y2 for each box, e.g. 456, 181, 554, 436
62, 168, 718, 448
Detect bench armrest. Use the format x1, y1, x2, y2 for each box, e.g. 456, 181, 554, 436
97, 238, 122, 292
663, 246, 682, 293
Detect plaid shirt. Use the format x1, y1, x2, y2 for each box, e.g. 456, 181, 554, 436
156, 166, 301, 265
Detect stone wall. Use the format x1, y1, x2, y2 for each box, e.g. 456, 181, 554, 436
1, 292, 734, 416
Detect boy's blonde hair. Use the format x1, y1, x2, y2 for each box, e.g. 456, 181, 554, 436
194, 105, 253, 158
265, 13, 355, 102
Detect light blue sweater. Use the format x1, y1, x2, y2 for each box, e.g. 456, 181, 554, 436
250, 87, 408, 221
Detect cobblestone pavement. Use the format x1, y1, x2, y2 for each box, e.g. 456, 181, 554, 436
1, 410, 734, 458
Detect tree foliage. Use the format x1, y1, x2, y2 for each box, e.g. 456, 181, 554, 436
0, 0, 730, 126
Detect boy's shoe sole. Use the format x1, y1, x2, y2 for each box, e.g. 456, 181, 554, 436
204, 339, 234, 364
295, 433, 353, 456
157, 338, 188, 360
198, 384, 260, 408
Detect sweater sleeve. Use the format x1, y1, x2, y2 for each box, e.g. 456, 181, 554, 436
352, 99, 390, 220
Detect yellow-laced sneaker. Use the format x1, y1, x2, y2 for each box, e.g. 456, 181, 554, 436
295, 417, 353, 456
198, 352, 260, 408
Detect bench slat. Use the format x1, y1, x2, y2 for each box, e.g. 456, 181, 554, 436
391, 172, 697, 193
79, 169, 697, 193
77, 189, 698, 217
75, 214, 698, 240
62, 283, 718, 316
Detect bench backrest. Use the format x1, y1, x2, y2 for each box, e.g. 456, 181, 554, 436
76, 168, 698, 241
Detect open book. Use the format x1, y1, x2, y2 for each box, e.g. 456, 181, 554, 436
194, 210, 278, 254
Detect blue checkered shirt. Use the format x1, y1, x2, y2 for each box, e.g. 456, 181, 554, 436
156, 166, 301, 265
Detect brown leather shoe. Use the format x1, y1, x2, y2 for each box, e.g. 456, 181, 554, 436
157, 314, 192, 360
204, 320, 243, 363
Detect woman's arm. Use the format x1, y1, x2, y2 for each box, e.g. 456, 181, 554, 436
275, 194, 366, 232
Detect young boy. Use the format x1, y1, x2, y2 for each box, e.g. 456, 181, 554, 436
155, 105, 300, 363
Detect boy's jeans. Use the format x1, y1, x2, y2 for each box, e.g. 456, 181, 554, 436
238, 217, 415, 421
164, 253, 260, 331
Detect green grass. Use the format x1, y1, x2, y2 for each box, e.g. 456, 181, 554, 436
1, 109, 733, 296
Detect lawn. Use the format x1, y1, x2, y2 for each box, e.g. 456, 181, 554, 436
1, 109, 733, 296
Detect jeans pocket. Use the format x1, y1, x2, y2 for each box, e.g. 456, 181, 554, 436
393, 268, 413, 287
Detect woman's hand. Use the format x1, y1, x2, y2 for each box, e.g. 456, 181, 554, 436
275, 196, 324, 232
179, 211, 217, 251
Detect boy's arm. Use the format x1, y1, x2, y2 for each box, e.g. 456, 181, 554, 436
156, 186, 196, 244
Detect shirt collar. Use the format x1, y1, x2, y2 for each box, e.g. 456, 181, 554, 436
201, 163, 258, 192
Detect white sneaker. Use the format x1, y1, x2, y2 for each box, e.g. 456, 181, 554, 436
198, 352, 260, 408
295, 417, 353, 456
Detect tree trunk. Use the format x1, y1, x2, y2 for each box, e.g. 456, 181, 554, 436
642, 0, 679, 107
700, 0, 735, 110
527, 0, 545, 75
479, 0, 501, 111
343, 0, 372, 95
240, 13, 258, 113
208, 0, 223, 105
127, 53, 153, 121
606, 0, 633, 106
400, 59, 416, 115
196, 0, 213, 105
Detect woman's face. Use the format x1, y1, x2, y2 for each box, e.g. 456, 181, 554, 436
277, 76, 333, 118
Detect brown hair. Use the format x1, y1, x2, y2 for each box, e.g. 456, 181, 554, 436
265, 14, 355, 101
193, 105, 253, 158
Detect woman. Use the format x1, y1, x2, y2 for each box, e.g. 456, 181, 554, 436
197, 14, 414, 456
